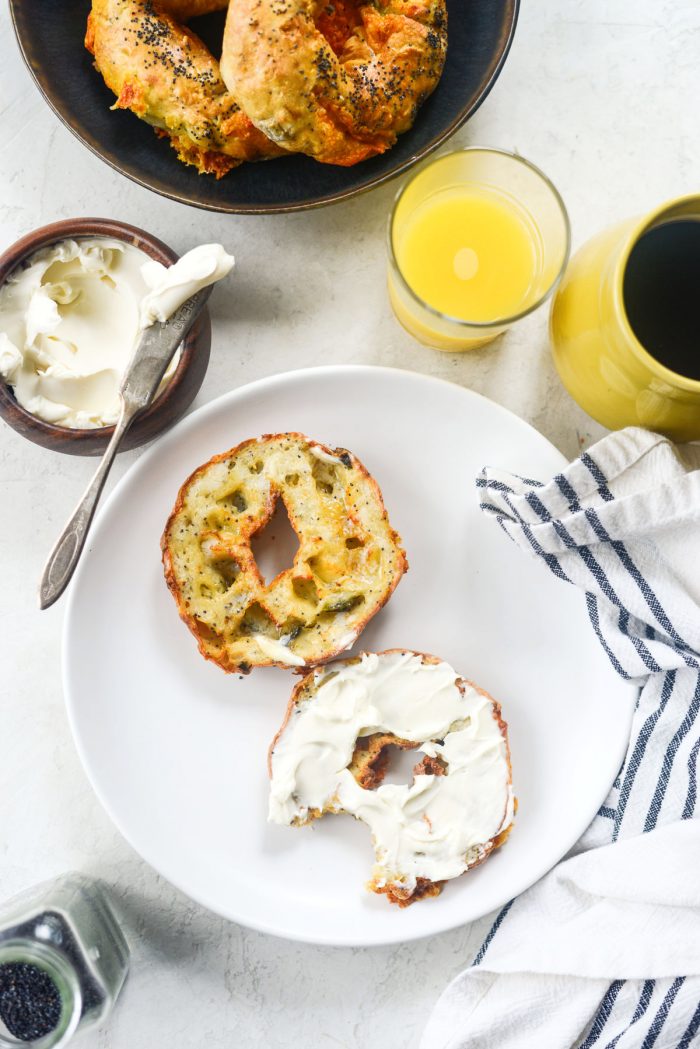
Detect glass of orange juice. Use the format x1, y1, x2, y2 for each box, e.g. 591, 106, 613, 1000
387, 148, 571, 350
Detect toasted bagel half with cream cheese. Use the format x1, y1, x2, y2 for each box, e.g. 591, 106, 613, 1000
269, 650, 515, 906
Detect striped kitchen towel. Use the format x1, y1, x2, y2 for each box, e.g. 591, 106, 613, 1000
422, 427, 700, 1049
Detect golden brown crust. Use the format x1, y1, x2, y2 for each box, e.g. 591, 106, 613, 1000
376, 876, 445, 907
162, 435, 408, 674
269, 649, 515, 905
87, 0, 283, 176
220, 0, 448, 165
157, 0, 229, 17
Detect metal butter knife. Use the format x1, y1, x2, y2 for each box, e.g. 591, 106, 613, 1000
38, 286, 213, 610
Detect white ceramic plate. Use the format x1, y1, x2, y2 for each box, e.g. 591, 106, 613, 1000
64, 366, 635, 947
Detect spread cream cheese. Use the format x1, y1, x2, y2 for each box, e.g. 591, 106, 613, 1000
269, 651, 514, 895
0, 239, 234, 429
309, 445, 344, 466
254, 635, 306, 667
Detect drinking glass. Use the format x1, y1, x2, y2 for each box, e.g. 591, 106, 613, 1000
387, 148, 570, 351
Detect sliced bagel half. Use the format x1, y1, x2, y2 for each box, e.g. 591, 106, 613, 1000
161, 433, 407, 673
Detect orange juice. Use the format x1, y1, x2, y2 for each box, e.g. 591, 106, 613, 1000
394, 186, 540, 323
387, 150, 570, 351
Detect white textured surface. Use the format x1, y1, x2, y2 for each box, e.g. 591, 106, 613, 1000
0, 1, 697, 1046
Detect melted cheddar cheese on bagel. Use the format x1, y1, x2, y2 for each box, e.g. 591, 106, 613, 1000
86, 0, 283, 177
161, 434, 407, 673
220, 0, 448, 165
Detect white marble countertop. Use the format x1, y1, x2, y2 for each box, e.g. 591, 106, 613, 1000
1, 1, 698, 1046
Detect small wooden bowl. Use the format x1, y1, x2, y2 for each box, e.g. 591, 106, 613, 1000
0, 217, 212, 456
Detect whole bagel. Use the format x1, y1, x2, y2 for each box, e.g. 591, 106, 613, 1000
86, 0, 283, 177
220, 0, 448, 166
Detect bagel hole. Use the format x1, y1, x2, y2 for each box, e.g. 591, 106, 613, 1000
249, 460, 264, 474
384, 745, 429, 786
212, 558, 240, 589
218, 489, 247, 513
350, 736, 420, 790
312, 459, 338, 497
250, 498, 300, 584
285, 473, 300, 486
292, 577, 320, 605
306, 554, 338, 583
345, 537, 364, 549
239, 601, 278, 638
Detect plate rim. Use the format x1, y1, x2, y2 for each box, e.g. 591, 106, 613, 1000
62, 365, 637, 946
10, 1, 520, 215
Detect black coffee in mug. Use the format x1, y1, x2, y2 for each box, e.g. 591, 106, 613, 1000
623, 219, 700, 380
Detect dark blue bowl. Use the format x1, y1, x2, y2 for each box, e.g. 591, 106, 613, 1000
10, 0, 519, 214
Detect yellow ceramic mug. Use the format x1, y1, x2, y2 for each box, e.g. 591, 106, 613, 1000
550, 195, 700, 441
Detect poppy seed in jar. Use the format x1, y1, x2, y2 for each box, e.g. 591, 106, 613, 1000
0, 962, 62, 1042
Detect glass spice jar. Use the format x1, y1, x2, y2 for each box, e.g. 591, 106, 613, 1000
0, 874, 129, 1048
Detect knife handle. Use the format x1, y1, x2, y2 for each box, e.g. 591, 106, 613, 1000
38, 404, 138, 610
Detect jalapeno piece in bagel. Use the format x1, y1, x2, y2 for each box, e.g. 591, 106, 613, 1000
161, 434, 408, 674
220, 0, 448, 166
86, 0, 283, 177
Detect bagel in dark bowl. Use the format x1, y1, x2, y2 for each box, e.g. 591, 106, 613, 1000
9, 0, 519, 213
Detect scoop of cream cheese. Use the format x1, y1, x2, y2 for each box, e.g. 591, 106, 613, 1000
269, 651, 514, 894
0, 239, 234, 429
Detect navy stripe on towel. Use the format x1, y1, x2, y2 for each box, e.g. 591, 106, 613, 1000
579, 981, 625, 1048
580, 452, 615, 502
640, 977, 685, 1048
554, 472, 582, 512
472, 900, 514, 967
511, 473, 544, 488
603, 980, 656, 1049
547, 511, 662, 673
475, 477, 517, 496
585, 507, 694, 658
586, 594, 631, 681
533, 482, 663, 674
682, 736, 700, 819
613, 671, 677, 840
616, 606, 663, 675
498, 490, 573, 585
644, 675, 700, 832
678, 997, 700, 1049
478, 502, 508, 517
